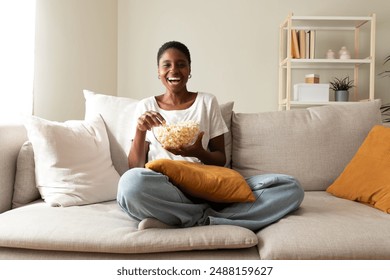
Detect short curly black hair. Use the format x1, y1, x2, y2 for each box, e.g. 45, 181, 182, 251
157, 41, 191, 66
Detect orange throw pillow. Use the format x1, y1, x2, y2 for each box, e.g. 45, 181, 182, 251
145, 159, 255, 203
327, 125, 390, 213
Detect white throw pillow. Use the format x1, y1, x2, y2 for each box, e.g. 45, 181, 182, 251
25, 115, 120, 207
84, 90, 139, 175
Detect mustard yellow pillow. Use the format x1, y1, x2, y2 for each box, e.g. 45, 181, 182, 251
145, 159, 255, 203
327, 125, 390, 213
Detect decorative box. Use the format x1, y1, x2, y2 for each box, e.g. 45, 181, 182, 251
305, 74, 320, 83
293, 83, 329, 102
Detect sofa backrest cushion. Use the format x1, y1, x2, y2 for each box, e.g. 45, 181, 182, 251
231, 101, 382, 191
12, 141, 40, 208
0, 122, 28, 213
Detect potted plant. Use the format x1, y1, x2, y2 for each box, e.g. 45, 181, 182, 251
329, 76, 354, 102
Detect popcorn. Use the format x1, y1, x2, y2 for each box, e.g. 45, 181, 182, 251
154, 121, 200, 149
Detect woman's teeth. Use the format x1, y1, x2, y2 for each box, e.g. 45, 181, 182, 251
167, 77, 181, 83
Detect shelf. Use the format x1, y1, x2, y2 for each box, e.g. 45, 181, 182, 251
279, 101, 374, 109
282, 58, 372, 64
278, 13, 376, 111
284, 15, 373, 31
280, 58, 372, 68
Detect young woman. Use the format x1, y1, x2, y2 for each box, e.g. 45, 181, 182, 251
117, 41, 304, 231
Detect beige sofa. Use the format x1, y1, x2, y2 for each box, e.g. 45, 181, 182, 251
1, 91, 390, 260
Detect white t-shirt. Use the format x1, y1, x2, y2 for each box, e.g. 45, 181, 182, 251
131, 92, 228, 163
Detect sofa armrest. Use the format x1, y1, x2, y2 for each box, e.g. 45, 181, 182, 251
0, 120, 27, 213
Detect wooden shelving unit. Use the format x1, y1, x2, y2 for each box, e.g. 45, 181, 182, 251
279, 13, 376, 110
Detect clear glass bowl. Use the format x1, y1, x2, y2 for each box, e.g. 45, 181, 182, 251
153, 121, 200, 149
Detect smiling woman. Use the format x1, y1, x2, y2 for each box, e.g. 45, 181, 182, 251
0, 0, 35, 119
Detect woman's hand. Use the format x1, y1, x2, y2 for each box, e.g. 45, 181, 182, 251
166, 132, 226, 166
128, 111, 164, 169
137, 111, 165, 132
165, 131, 205, 158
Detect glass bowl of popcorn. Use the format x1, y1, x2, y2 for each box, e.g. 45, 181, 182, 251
153, 120, 200, 149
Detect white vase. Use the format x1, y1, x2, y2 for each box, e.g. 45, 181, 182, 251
326, 49, 335, 59
339, 46, 351, 59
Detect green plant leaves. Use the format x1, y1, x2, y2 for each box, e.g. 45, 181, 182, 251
329, 76, 354, 91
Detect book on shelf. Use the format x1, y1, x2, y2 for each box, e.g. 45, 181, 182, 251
298, 30, 307, 59
291, 29, 300, 58
305, 30, 311, 59
309, 30, 315, 59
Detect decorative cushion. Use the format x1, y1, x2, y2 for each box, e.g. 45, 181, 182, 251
145, 159, 255, 203
232, 100, 382, 191
12, 141, 40, 208
84, 89, 139, 175
24, 115, 120, 207
327, 125, 390, 213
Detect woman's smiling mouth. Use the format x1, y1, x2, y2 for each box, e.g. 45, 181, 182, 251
167, 77, 181, 82
167, 77, 181, 84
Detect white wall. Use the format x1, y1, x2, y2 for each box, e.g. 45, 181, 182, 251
33, 0, 390, 120
34, 0, 117, 121
118, 0, 390, 113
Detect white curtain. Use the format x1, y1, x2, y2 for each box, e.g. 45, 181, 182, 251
0, 0, 36, 119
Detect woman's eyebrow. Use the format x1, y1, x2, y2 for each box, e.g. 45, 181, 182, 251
162, 59, 187, 63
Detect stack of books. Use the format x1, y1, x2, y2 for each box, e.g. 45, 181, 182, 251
291, 29, 315, 59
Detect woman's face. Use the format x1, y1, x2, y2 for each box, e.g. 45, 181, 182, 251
158, 48, 191, 94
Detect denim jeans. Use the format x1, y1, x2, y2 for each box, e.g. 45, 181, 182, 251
117, 168, 304, 231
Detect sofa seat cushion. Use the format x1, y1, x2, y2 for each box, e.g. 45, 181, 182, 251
0, 201, 258, 254
257, 191, 390, 259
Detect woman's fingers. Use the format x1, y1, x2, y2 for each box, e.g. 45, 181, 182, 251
137, 111, 165, 131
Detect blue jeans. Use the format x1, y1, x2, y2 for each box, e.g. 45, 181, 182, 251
117, 168, 304, 231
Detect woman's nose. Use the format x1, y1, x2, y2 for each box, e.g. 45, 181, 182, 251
170, 65, 179, 73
